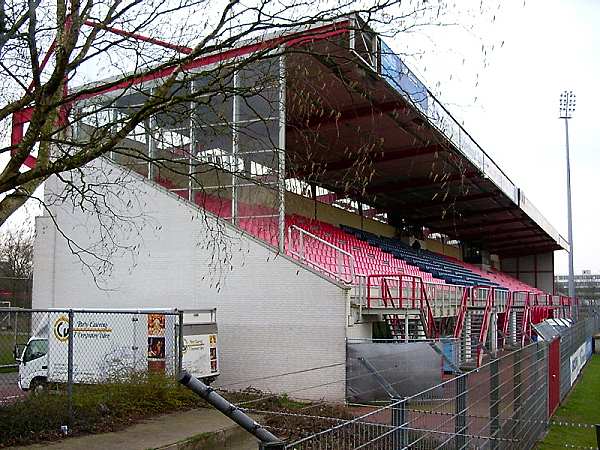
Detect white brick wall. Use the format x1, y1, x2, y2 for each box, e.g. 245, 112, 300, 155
32, 159, 349, 401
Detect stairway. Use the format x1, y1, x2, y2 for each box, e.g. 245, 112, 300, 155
384, 313, 427, 341
515, 307, 528, 346
460, 308, 488, 369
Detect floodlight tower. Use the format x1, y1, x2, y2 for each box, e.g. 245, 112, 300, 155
559, 90, 576, 309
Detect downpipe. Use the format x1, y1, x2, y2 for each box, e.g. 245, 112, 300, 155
178, 371, 284, 447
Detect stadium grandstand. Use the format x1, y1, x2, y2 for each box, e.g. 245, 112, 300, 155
19, 17, 574, 400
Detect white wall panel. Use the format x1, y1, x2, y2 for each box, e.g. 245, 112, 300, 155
32, 159, 348, 400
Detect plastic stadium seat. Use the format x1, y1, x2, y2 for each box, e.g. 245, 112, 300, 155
187, 192, 543, 292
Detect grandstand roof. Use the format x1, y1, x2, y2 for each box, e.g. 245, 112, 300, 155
55, 17, 568, 258
283, 19, 569, 257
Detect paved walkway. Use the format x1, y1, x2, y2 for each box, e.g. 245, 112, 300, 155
14, 408, 260, 450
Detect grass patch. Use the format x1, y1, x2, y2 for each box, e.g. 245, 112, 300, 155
0, 331, 30, 371
0, 373, 207, 448
0, 333, 16, 366
537, 355, 600, 449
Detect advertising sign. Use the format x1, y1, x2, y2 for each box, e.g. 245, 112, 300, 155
569, 339, 592, 386
47, 311, 176, 383
147, 313, 166, 373
48, 312, 145, 383
181, 334, 219, 378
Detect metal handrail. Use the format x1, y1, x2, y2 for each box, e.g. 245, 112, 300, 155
363, 273, 439, 338
287, 224, 356, 284
365, 274, 468, 311
476, 288, 495, 367
453, 288, 470, 338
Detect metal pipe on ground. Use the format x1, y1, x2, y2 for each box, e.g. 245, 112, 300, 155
178, 371, 284, 447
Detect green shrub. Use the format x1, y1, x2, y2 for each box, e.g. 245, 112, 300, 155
0, 373, 206, 448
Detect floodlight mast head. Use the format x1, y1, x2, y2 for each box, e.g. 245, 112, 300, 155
559, 90, 576, 119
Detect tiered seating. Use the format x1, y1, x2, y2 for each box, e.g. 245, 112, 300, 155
173, 187, 442, 282
287, 215, 442, 282
444, 256, 544, 294
341, 225, 499, 288
155, 180, 542, 292
342, 224, 545, 293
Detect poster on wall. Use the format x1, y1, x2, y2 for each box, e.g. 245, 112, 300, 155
181, 334, 219, 378
148, 314, 166, 373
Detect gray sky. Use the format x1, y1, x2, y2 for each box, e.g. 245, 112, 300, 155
397, 0, 599, 275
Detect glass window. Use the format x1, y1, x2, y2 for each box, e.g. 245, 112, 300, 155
238, 119, 279, 154
193, 125, 233, 155
238, 58, 280, 121
194, 95, 233, 125
23, 339, 48, 363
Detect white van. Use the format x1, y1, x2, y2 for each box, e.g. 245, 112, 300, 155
16, 308, 219, 391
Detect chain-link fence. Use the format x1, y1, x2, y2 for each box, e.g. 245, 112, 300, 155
285, 315, 600, 450
0, 308, 219, 423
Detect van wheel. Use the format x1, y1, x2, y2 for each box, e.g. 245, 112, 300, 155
30, 378, 47, 394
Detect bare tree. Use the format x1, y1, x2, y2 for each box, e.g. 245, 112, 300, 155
0, 0, 505, 286
0, 0, 502, 223
0, 226, 34, 279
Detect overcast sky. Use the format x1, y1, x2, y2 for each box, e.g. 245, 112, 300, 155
395, 0, 599, 275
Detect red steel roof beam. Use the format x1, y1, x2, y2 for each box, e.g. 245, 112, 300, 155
396, 191, 496, 210
84, 20, 193, 54
411, 206, 517, 224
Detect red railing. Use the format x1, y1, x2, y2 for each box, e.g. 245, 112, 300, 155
521, 301, 532, 346
419, 281, 439, 339
501, 292, 513, 347
366, 274, 438, 338
476, 288, 495, 367
453, 288, 470, 339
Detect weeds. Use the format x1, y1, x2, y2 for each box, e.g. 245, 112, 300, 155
0, 373, 206, 448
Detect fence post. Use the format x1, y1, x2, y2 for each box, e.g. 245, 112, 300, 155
489, 358, 500, 450
13, 310, 18, 346
455, 373, 468, 450
177, 310, 184, 377
391, 397, 407, 449
513, 349, 522, 439
67, 309, 75, 430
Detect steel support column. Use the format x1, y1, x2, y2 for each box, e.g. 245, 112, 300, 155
231, 71, 240, 225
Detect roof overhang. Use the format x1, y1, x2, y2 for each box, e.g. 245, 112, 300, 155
283, 28, 568, 257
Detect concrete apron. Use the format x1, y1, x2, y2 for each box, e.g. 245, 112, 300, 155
14, 408, 263, 450
157, 426, 260, 450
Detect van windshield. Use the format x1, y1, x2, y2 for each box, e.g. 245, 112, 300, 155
23, 339, 48, 363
